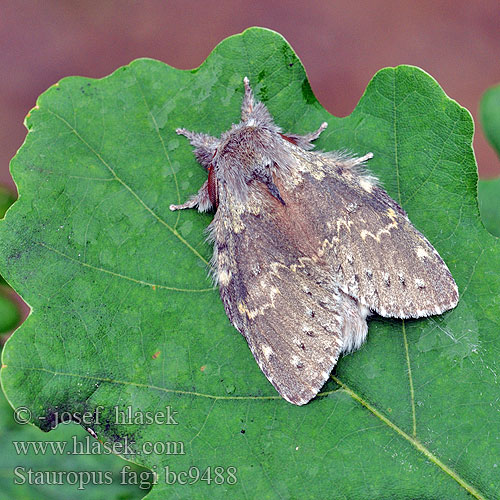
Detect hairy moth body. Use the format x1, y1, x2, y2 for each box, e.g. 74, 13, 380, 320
170, 78, 459, 405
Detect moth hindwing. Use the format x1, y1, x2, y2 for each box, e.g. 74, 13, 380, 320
170, 77, 459, 405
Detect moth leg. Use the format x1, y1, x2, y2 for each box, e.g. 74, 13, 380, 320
299, 121, 329, 142
176, 128, 219, 169
357, 152, 374, 163
282, 121, 328, 150
169, 180, 213, 213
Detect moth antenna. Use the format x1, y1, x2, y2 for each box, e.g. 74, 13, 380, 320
241, 76, 255, 121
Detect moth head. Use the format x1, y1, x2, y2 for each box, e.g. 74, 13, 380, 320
213, 78, 293, 177
213, 124, 279, 205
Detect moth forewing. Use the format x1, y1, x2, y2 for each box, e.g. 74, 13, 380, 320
170, 77, 459, 405
285, 149, 460, 319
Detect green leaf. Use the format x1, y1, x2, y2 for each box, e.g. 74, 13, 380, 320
0, 186, 16, 220
479, 84, 500, 237
480, 82, 500, 160
0, 186, 20, 332
478, 177, 500, 236
0, 288, 20, 334
1, 27, 498, 499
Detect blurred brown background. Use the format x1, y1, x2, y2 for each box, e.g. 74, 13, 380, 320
1, 0, 500, 196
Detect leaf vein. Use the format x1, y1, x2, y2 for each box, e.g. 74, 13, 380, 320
402, 320, 417, 437
332, 376, 486, 500
45, 108, 209, 266
130, 66, 183, 229
39, 242, 214, 293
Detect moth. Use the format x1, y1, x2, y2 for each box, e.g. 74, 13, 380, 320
170, 77, 459, 405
